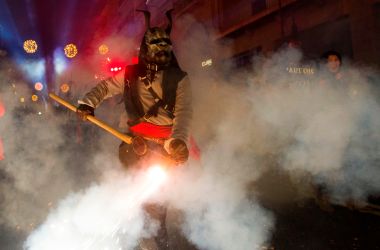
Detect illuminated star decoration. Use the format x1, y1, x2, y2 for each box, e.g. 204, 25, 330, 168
98, 44, 109, 55
60, 83, 70, 93
23, 40, 38, 54
64, 43, 78, 58
34, 82, 43, 91
31, 95, 39, 102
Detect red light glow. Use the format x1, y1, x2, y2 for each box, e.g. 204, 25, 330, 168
104, 58, 125, 74
0, 100, 5, 117
34, 82, 43, 91
132, 56, 139, 64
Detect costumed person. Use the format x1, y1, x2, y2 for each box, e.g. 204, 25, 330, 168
76, 9, 193, 250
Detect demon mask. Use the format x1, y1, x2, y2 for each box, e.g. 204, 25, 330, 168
138, 10, 174, 67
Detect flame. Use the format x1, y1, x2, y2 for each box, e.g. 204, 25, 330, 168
139, 164, 168, 199
147, 164, 168, 181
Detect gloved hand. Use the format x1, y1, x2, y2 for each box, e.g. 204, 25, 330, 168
164, 138, 189, 164
76, 104, 94, 121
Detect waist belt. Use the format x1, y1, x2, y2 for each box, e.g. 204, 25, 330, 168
129, 122, 172, 140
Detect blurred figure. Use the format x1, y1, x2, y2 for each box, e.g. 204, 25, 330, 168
319, 50, 367, 100
325, 51, 342, 75
0, 98, 4, 161
319, 50, 344, 86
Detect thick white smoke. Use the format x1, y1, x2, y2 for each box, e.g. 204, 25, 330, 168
24, 168, 167, 250
0, 81, 74, 231
0, 11, 379, 250
245, 50, 380, 204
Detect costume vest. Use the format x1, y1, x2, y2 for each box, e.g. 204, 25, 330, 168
123, 64, 187, 123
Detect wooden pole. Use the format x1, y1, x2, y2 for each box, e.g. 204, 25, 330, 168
49, 93, 133, 144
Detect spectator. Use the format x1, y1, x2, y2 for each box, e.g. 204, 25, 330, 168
319, 50, 344, 87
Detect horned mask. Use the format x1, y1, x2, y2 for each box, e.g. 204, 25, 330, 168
138, 9, 174, 67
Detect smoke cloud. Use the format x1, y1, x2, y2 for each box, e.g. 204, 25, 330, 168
24, 169, 168, 250
0, 12, 379, 250
246, 50, 380, 204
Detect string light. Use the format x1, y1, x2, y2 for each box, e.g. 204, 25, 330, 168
60, 83, 70, 93
34, 82, 43, 91
98, 44, 109, 55
31, 95, 38, 102
23, 40, 38, 54
64, 43, 78, 58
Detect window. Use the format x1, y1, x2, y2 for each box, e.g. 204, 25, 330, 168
232, 46, 262, 69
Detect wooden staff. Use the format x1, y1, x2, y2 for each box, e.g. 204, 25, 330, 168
49, 93, 133, 144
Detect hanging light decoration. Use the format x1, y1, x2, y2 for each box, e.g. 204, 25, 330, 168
23, 40, 38, 54
34, 82, 43, 91
31, 95, 39, 102
98, 44, 109, 55
60, 83, 70, 93
64, 43, 78, 58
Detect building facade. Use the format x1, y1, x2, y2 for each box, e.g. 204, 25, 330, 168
111, 0, 379, 70
218, 0, 380, 67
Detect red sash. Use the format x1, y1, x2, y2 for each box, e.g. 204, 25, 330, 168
130, 122, 172, 139
130, 122, 201, 160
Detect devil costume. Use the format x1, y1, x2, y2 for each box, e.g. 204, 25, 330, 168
77, 9, 192, 165
76, 10, 192, 250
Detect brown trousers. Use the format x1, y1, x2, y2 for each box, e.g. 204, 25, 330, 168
142, 203, 169, 250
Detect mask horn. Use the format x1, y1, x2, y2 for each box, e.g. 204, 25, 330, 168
165, 9, 174, 34
136, 9, 151, 29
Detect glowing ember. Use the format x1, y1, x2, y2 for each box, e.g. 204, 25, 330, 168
23, 39, 38, 53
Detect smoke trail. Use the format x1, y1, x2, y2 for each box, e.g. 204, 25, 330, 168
2, 11, 379, 250
24, 168, 167, 250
